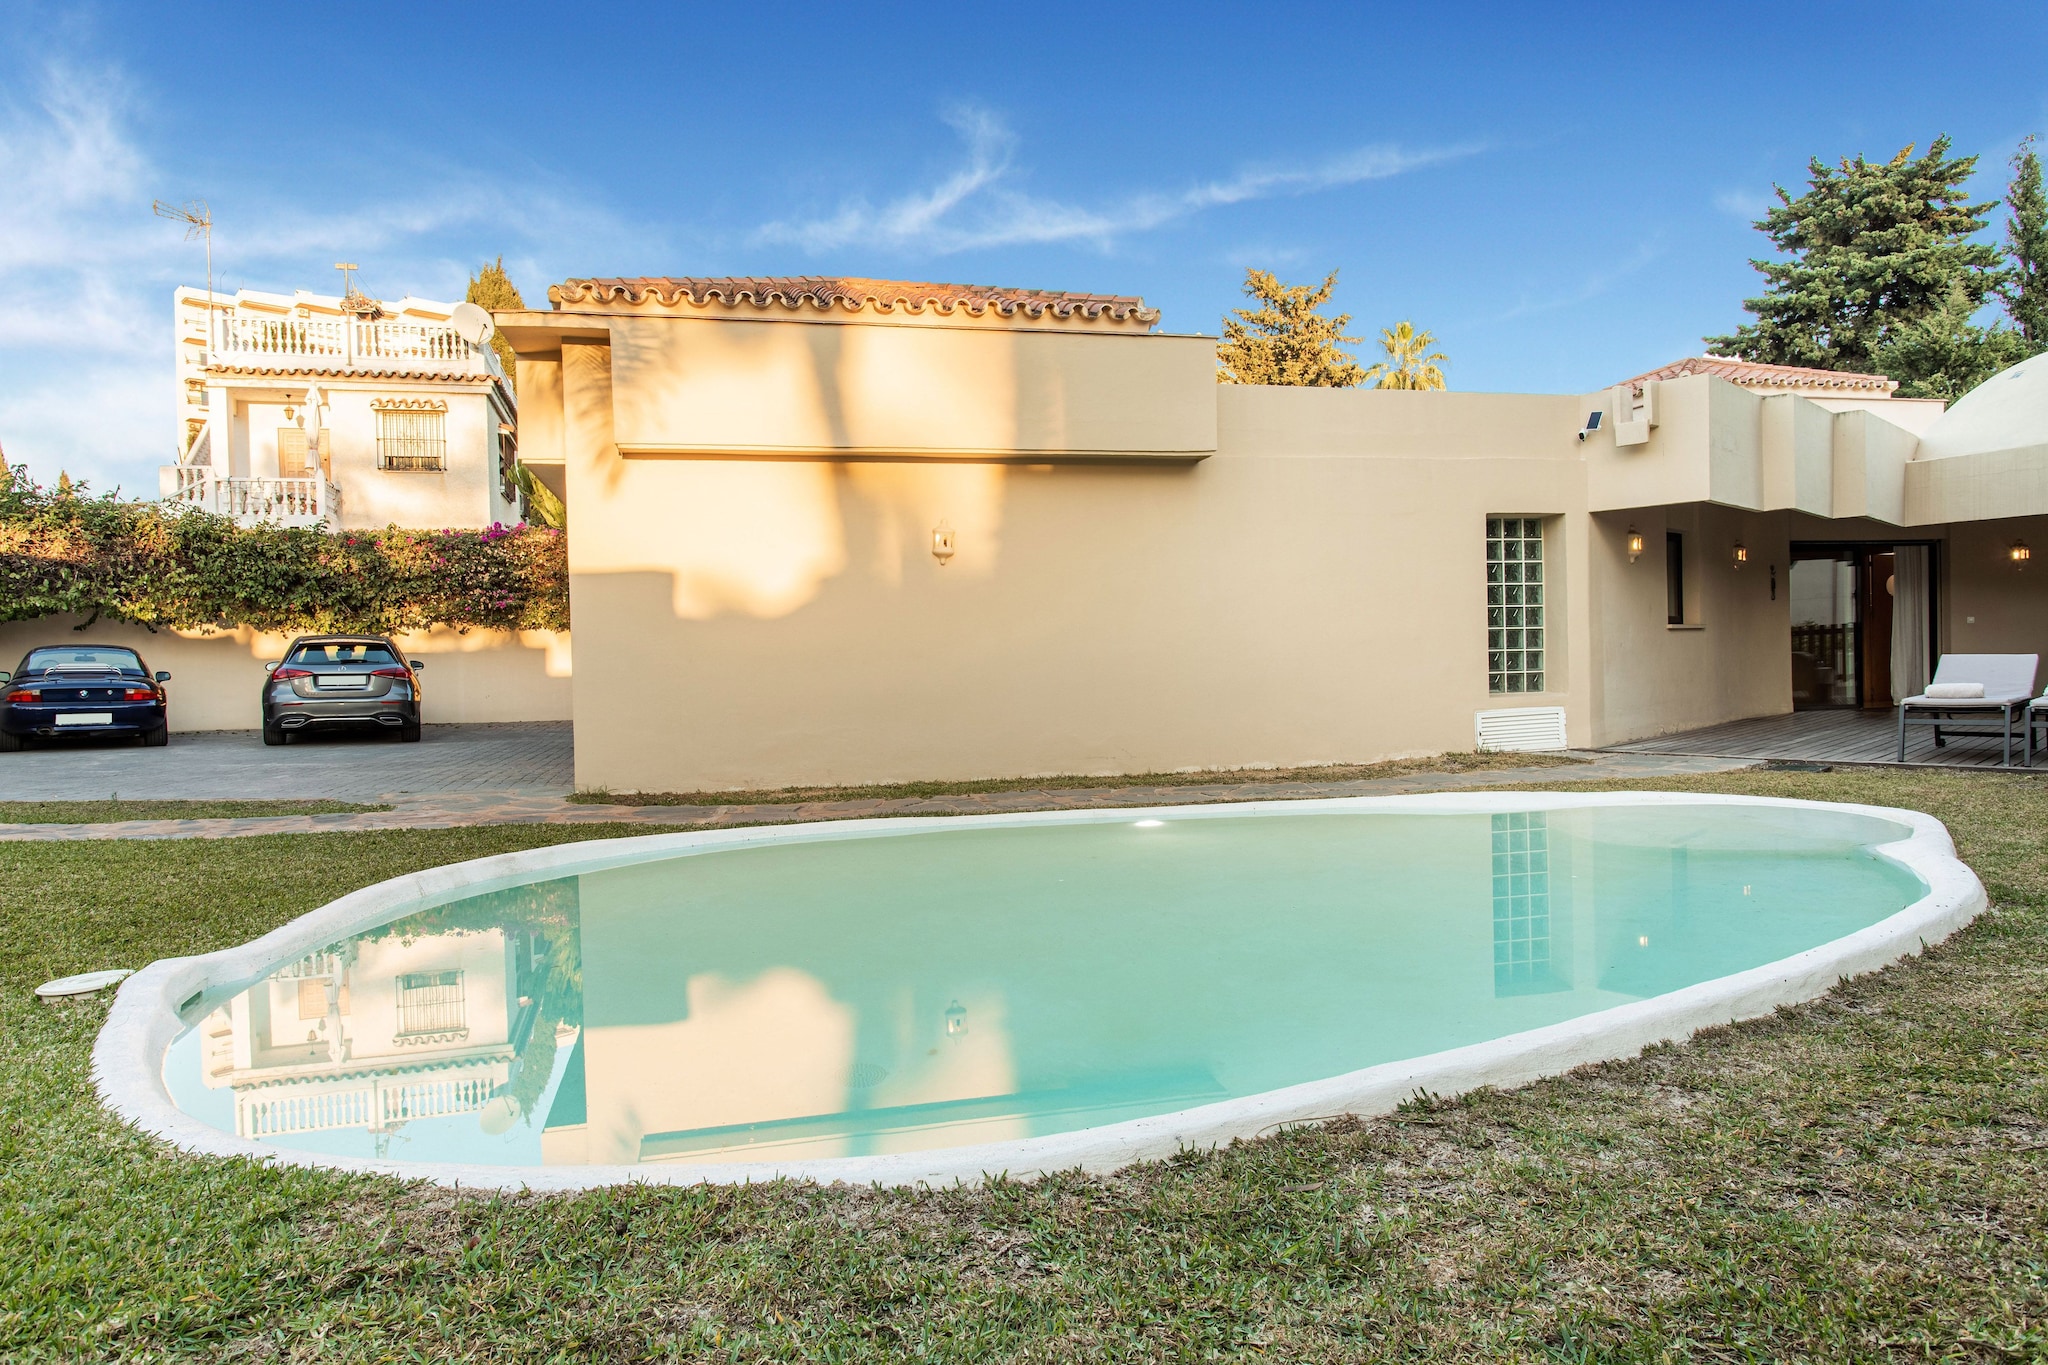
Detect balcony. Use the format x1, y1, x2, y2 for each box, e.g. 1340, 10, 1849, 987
158, 465, 342, 529
205, 312, 505, 382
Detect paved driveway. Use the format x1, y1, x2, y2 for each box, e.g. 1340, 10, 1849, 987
0, 723, 574, 802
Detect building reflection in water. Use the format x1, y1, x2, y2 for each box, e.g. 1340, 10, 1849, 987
198, 879, 582, 1156
1491, 811, 1570, 997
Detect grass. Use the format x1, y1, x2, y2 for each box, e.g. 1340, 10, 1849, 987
569, 749, 1584, 807
2, 768, 2047, 1360
0, 799, 391, 825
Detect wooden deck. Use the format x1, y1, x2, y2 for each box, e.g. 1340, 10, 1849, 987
1604, 707, 2042, 769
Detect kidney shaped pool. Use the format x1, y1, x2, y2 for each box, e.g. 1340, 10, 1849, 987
106, 793, 1979, 1187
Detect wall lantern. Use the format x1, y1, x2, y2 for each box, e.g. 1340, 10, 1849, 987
944, 999, 968, 1037
1626, 526, 1644, 563
1732, 542, 1749, 569
931, 523, 957, 565
2012, 540, 2032, 567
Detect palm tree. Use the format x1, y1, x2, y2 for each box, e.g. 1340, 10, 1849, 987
1364, 321, 1449, 390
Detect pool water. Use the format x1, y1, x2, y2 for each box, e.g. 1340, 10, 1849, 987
165, 804, 1924, 1168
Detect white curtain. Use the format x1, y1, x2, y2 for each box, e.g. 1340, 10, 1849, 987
1891, 545, 1931, 704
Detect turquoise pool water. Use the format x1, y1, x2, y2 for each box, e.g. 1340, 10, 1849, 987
165, 804, 1925, 1168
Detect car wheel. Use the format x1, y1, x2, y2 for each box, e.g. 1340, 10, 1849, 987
0, 730, 21, 752
399, 720, 422, 743
141, 725, 169, 748
262, 724, 289, 747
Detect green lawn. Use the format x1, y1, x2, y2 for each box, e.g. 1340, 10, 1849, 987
569, 749, 1582, 806
3, 769, 2046, 1361
0, 799, 390, 825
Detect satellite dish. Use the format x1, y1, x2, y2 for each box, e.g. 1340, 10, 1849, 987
449, 301, 494, 347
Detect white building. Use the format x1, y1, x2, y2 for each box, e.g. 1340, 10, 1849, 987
160, 285, 520, 529
197, 927, 557, 1148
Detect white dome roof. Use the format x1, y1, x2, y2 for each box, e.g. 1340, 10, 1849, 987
1916, 350, 2048, 461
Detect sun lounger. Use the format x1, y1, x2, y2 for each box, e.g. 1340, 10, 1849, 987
1897, 653, 2039, 765
2027, 693, 2048, 768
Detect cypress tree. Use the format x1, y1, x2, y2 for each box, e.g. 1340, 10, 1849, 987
2003, 137, 2048, 348
1216, 270, 1367, 387
465, 258, 525, 393
1705, 137, 2003, 377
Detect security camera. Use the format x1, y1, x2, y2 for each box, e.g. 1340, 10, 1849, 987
1576, 410, 1604, 443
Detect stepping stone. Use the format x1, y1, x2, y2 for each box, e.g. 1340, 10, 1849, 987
36, 969, 133, 999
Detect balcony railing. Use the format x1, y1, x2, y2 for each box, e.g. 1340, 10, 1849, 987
207, 312, 504, 381
158, 465, 342, 528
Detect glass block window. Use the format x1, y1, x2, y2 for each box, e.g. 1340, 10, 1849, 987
1491, 812, 1557, 996
1487, 516, 1545, 693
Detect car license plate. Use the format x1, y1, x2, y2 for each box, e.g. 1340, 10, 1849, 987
316, 675, 370, 690
55, 712, 113, 726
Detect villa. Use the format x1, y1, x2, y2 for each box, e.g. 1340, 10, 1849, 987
159, 285, 520, 530
490, 275, 2048, 795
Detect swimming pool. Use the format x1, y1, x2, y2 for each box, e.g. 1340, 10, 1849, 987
98, 792, 1984, 1189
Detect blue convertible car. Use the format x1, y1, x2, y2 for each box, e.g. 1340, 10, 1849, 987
0, 644, 172, 751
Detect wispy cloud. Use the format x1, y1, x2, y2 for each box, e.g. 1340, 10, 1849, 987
757, 105, 1480, 254
1491, 242, 1665, 324
0, 53, 653, 490
1713, 187, 1776, 221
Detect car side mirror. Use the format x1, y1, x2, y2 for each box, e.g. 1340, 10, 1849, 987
0, 671, 9, 683
155, 671, 171, 682
409, 659, 425, 670
263, 661, 281, 672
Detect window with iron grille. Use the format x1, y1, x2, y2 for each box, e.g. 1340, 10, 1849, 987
1487, 516, 1544, 693
376, 409, 447, 471
395, 969, 465, 1036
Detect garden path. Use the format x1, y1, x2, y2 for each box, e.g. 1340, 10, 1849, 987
0, 746, 1753, 841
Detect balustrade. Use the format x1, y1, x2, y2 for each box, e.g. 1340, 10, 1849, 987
159, 470, 342, 527
208, 312, 500, 378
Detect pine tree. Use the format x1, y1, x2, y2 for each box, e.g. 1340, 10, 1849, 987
1705, 137, 2003, 377
2002, 137, 2048, 348
1216, 269, 1367, 386
1363, 321, 1449, 390
465, 258, 525, 393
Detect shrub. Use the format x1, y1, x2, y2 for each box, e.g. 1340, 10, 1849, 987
0, 465, 568, 634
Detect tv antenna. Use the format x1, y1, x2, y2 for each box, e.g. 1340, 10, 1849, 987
152, 198, 215, 312
334, 262, 361, 297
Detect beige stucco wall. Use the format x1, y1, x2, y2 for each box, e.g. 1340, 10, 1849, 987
541, 328, 1792, 792
1942, 515, 2048, 660
603, 314, 1217, 458
1586, 505, 1791, 745
0, 616, 571, 731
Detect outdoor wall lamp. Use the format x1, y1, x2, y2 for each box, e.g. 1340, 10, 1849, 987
2012, 540, 2032, 567
1626, 526, 1644, 562
931, 523, 957, 565
1732, 541, 1748, 569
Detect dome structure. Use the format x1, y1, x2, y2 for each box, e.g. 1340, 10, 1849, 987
1915, 350, 2048, 462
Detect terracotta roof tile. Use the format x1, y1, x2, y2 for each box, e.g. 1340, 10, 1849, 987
549, 275, 1159, 326
1616, 355, 1897, 394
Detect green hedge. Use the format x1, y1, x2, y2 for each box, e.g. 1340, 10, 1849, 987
0, 465, 568, 634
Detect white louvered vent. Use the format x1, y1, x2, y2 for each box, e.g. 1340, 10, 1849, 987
1475, 706, 1568, 753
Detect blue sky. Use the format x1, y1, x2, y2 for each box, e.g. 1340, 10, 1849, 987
3, 0, 2045, 494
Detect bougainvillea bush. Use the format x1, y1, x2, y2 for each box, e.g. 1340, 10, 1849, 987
0, 465, 567, 634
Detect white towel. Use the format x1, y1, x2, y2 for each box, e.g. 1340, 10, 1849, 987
1924, 682, 1986, 699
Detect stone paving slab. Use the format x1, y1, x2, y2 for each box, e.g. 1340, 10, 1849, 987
0, 723, 575, 802
0, 750, 1758, 842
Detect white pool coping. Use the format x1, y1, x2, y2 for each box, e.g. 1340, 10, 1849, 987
94, 790, 1985, 1191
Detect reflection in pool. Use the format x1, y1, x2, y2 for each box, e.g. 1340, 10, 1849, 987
165, 805, 1926, 1169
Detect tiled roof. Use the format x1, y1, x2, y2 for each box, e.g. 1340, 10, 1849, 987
1616, 355, 1898, 394
549, 276, 1159, 325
